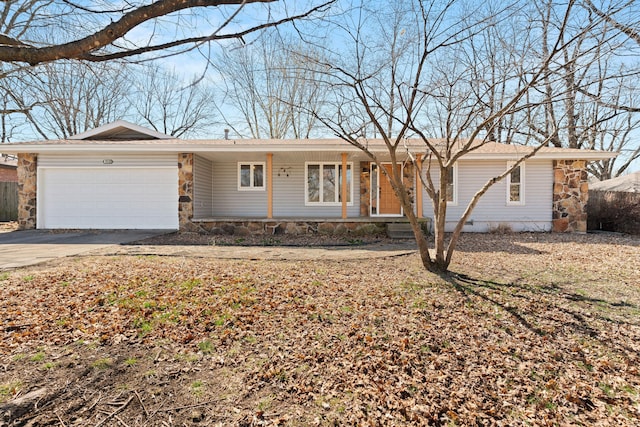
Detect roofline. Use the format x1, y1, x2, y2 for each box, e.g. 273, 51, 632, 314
69, 119, 173, 140
0, 142, 618, 160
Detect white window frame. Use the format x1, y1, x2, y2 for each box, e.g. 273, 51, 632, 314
237, 162, 266, 191
304, 161, 354, 206
506, 161, 525, 205
445, 163, 458, 206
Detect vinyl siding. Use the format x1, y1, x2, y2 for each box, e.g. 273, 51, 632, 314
211, 157, 268, 217
193, 155, 213, 218
38, 153, 176, 168
272, 157, 360, 218
421, 160, 553, 232
207, 153, 361, 218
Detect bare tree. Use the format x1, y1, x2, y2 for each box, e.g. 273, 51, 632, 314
0, 1, 57, 138
0, 0, 336, 140
11, 61, 133, 139
130, 65, 218, 138
0, 0, 335, 65
301, 0, 580, 273
583, 0, 640, 47
530, 0, 640, 179
214, 32, 326, 139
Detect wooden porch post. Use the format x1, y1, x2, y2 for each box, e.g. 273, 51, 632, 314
341, 153, 348, 219
416, 154, 423, 218
267, 153, 273, 219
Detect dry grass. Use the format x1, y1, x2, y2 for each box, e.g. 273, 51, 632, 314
1, 233, 639, 426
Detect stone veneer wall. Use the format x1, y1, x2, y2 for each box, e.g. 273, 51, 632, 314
17, 153, 37, 230
402, 163, 415, 206
360, 161, 370, 216
192, 220, 387, 236
552, 160, 588, 232
178, 153, 195, 231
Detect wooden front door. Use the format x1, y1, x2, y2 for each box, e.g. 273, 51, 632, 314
371, 163, 402, 216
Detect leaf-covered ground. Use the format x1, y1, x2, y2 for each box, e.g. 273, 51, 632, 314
1, 233, 639, 426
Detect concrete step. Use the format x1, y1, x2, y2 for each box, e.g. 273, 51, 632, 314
387, 231, 415, 239
386, 223, 415, 239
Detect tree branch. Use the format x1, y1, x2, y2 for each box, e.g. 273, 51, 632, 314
583, 0, 640, 44
0, 0, 334, 65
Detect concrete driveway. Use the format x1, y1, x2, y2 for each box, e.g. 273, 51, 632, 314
0, 229, 170, 269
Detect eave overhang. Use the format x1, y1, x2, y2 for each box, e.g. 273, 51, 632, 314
1, 139, 618, 161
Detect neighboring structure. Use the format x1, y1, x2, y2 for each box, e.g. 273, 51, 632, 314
0, 155, 18, 221
590, 171, 640, 193
0, 155, 18, 182
2, 120, 616, 234
588, 172, 640, 235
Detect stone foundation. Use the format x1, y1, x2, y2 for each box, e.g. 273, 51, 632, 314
17, 153, 37, 230
552, 160, 588, 233
191, 220, 388, 236
178, 153, 195, 231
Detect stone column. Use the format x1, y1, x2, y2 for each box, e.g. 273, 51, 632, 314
552, 160, 588, 233
360, 162, 370, 217
17, 153, 37, 230
178, 153, 194, 231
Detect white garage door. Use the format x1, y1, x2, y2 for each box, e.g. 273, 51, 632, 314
38, 167, 178, 229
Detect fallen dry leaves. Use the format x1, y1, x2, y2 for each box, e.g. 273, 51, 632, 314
0, 233, 639, 426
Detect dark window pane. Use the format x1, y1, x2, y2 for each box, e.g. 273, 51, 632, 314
308, 165, 320, 202
253, 164, 264, 187
323, 165, 336, 202
446, 167, 454, 202
240, 164, 250, 187
511, 166, 520, 184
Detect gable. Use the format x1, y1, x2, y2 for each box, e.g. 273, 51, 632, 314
69, 120, 173, 141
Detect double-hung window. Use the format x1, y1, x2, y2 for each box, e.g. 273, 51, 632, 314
238, 162, 265, 191
506, 161, 524, 205
305, 162, 353, 205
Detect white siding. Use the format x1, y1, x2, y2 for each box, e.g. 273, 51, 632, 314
38, 153, 176, 168
211, 157, 268, 217
273, 158, 360, 218
208, 153, 361, 218
422, 160, 553, 232
193, 155, 213, 218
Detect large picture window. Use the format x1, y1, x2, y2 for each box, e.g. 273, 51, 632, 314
305, 162, 353, 205
238, 162, 265, 191
506, 161, 524, 205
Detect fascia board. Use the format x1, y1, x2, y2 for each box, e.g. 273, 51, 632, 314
1, 142, 618, 161
1, 143, 372, 153
460, 152, 618, 161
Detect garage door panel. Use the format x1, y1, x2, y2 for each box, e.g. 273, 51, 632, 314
39, 167, 178, 229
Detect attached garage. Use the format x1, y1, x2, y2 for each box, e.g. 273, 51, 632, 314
37, 154, 178, 230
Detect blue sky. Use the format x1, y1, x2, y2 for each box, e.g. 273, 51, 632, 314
3, 0, 639, 174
